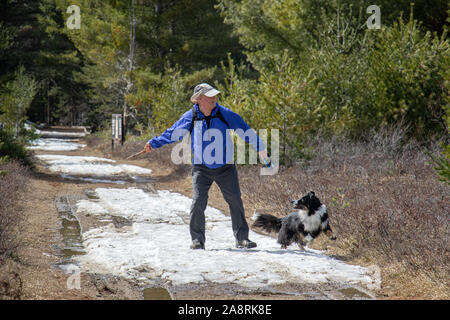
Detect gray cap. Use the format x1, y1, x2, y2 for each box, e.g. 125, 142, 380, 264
190, 83, 220, 104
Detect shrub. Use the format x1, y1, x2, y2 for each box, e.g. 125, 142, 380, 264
0, 130, 33, 168
427, 142, 450, 184
366, 16, 449, 137
219, 3, 449, 160
127, 66, 218, 136
0, 66, 37, 138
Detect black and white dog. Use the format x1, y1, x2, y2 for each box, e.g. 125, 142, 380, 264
253, 191, 336, 249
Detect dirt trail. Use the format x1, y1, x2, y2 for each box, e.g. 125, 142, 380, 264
18, 148, 144, 299
17, 132, 377, 300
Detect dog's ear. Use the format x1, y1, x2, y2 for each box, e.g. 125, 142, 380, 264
309, 191, 315, 197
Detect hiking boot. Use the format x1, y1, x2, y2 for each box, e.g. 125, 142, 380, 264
236, 239, 257, 249
190, 240, 205, 250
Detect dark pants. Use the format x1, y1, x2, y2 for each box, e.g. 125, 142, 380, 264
190, 164, 249, 244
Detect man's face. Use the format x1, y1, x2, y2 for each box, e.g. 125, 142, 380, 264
197, 95, 216, 108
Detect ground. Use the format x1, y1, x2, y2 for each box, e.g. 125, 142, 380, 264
11, 131, 398, 300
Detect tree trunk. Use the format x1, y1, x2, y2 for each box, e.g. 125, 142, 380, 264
122, 102, 127, 145
47, 81, 50, 125
122, 0, 136, 145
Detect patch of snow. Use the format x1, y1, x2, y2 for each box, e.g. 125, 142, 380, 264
39, 131, 86, 138
37, 154, 115, 163
74, 188, 376, 289
75, 200, 109, 215
36, 154, 152, 176
27, 138, 86, 151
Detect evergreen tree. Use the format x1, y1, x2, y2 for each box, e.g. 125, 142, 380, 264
54, 0, 244, 133
0, 0, 90, 126
0, 65, 37, 137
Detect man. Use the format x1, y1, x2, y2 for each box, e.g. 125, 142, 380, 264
144, 83, 270, 249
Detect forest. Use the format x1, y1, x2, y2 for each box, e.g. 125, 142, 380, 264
0, 0, 448, 166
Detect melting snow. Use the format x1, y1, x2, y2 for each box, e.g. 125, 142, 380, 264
74, 187, 376, 289
36, 154, 152, 176
38, 130, 86, 138
27, 138, 86, 151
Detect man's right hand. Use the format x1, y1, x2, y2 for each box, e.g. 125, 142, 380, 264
144, 141, 152, 152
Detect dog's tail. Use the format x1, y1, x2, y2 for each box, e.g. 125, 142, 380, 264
252, 211, 282, 233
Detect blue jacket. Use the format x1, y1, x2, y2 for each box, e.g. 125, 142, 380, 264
148, 103, 266, 168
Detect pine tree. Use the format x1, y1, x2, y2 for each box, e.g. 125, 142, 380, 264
0, 66, 37, 138
0, 0, 90, 126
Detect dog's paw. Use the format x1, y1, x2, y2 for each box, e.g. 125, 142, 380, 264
251, 211, 260, 221
325, 230, 337, 241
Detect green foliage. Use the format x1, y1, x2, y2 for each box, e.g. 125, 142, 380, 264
52, 0, 242, 133
304, 5, 374, 136
428, 31, 450, 184
139, 66, 217, 134
218, 2, 449, 158
362, 0, 449, 34
148, 68, 189, 134
218, 0, 449, 71
0, 66, 38, 138
0, 153, 8, 175
253, 52, 324, 161
217, 0, 334, 70
0, 130, 32, 167
0, 153, 9, 176
216, 54, 259, 126
133, 0, 244, 73
0, 22, 9, 50
0, 66, 36, 169
366, 17, 449, 137
52, 0, 129, 128
1, 0, 448, 165
427, 144, 450, 184
0, 0, 89, 126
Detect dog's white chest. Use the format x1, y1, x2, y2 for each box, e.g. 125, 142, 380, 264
299, 204, 327, 233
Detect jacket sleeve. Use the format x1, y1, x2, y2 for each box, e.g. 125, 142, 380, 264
148, 110, 192, 149
221, 107, 266, 152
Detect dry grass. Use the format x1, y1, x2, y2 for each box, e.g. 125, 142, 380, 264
0, 161, 27, 258
0, 160, 28, 299
86, 135, 191, 174
238, 128, 449, 299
